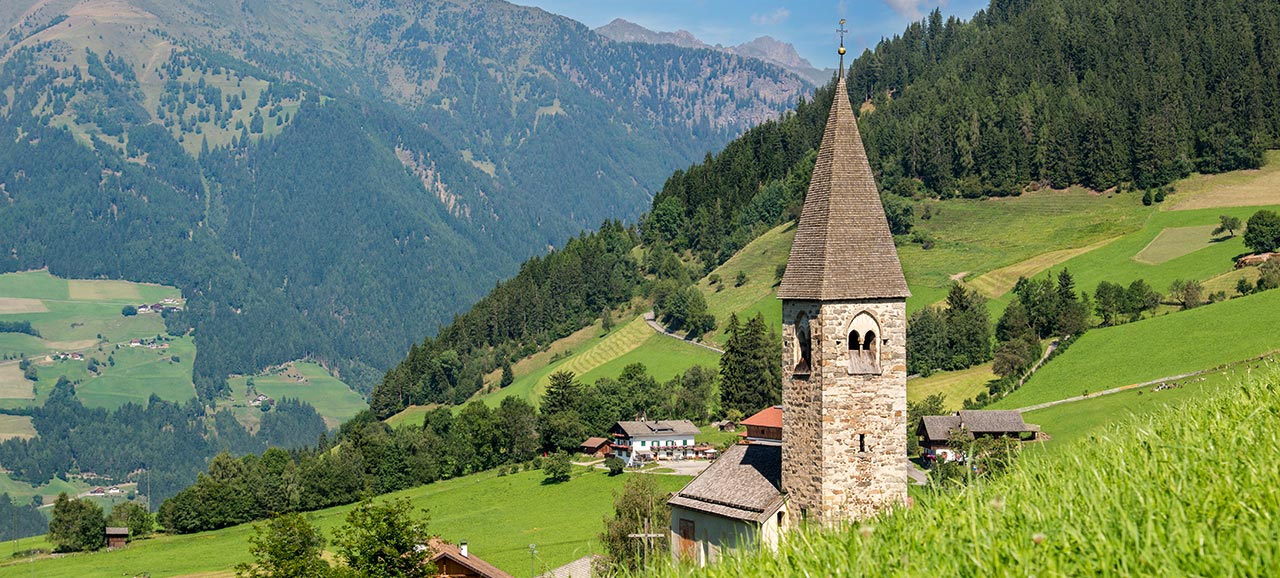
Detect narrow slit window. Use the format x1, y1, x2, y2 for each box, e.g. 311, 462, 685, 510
859, 433, 866, 453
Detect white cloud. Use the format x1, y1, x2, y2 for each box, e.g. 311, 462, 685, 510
883, 0, 948, 19
750, 7, 791, 26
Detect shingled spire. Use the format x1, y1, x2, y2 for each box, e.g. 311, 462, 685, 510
776, 75, 910, 301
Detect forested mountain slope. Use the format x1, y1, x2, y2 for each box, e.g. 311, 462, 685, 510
371, 0, 1280, 417
0, 0, 809, 397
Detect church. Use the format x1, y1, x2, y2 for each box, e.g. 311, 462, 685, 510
667, 33, 910, 566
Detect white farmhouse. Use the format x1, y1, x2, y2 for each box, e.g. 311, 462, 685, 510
608, 419, 699, 466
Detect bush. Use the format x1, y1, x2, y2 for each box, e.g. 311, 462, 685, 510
734, 271, 748, 287
121, 305, 137, 317
543, 452, 571, 483
605, 456, 625, 476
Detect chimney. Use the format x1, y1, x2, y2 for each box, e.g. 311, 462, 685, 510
460, 541, 468, 558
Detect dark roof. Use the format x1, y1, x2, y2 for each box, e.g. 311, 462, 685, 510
958, 410, 1032, 433
667, 444, 783, 523
429, 539, 513, 578
612, 419, 699, 438
105, 527, 129, 536
580, 437, 609, 448
777, 76, 910, 301
740, 406, 782, 429
918, 411, 1034, 441
918, 415, 963, 441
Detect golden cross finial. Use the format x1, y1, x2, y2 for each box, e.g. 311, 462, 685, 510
837, 19, 848, 77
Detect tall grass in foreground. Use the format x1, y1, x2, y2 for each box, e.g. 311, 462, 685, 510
652, 364, 1280, 577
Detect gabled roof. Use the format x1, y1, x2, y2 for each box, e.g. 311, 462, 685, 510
918, 415, 963, 441
612, 419, 699, 438
958, 410, 1032, 433
580, 437, 610, 448
740, 406, 782, 429
918, 411, 1035, 441
105, 527, 129, 536
667, 443, 783, 523
429, 539, 513, 578
777, 76, 909, 301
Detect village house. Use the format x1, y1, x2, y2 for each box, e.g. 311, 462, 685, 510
917, 410, 1040, 463
578, 437, 612, 458
105, 527, 129, 549
739, 406, 782, 444
608, 419, 699, 466
667, 443, 786, 566
710, 419, 737, 432
427, 539, 512, 578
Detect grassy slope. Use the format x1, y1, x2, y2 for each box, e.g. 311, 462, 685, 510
652, 368, 1280, 577
0, 467, 693, 578
1167, 150, 1280, 210
991, 288, 1280, 409
698, 223, 795, 345
226, 362, 366, 430
906, 365, 996, 412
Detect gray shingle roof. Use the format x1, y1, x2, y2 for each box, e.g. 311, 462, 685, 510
667, 443, 783, 523
918, 415, 963, 441
613, 419, 699, 438
778, 77, 910, 301
958, 410, 1031, 433
918, 411, 1034, 441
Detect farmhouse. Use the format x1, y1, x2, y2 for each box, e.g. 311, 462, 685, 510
427, 539, 512, 578
608, 419, 699, 466
739, 406, 782, 444
917, 410, 1039, 462
667, 443, 786, 566
578, 437, 612, 458
105, 527, 128, 549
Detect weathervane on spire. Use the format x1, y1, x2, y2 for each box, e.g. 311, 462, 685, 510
837, 18, 848, 78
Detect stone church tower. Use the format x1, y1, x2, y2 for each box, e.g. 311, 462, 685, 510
777, 65, 910, 523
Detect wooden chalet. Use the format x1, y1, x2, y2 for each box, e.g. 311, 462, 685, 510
578, 437, 612, 458
105, 527, 129, 549
917, 410, 1039, 462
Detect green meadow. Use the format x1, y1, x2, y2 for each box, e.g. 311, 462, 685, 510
991, 288, 1280, 409
0, 467, 693, 578
649, 368, 1280, 577
698, 223, 794, 345
227, 362, 366, 430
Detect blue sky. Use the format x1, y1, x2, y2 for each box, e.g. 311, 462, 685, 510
514, 0, 990, 68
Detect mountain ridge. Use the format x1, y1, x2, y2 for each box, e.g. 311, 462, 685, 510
595, 17, 832, 85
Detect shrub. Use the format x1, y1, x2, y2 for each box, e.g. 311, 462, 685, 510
605, 456, 625, 476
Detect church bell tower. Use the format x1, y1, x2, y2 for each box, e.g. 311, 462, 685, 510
777, 23, 910, 523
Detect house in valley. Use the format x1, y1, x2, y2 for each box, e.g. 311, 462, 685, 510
427, 539, 513, 578
667, 443, 786, 566
608, 419, 699, 466
739, 406, 782, 444
917, 410, 1039, 463
579, 437, 612, 458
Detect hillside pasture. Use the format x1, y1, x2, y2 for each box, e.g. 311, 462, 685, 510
0, 297, 48, 314
0, 414, 36, 442
966, 236, 1121, 298
1034, 204, 1279, 299
990, 288, 1280, 409
1132, 224, 1219, 265
0, 467, 693, 578
228, 362, 365, 429
385, 404, 441, 430
0, 271, 69, 300
899, 188, 1149, 312
1168, 150, 1280, 210
575, 331, 721, 386
907, 365, 997, 412
698, 223, 793, 345
0, 363, 34, 399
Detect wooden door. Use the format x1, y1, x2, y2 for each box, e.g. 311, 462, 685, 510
677, 518, 697, 562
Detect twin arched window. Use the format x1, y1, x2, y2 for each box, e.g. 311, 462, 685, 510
848, 312, 881, 374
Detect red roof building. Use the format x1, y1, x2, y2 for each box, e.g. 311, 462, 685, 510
741, 406, 782, 443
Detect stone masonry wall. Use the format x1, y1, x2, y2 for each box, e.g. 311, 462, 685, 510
782, 298, 907, 524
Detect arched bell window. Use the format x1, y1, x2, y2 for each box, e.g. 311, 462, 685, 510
847, 312, 881, 374
793, 313, 812, 375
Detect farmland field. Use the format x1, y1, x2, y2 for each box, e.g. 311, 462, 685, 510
907, 365, 997, 412
990, 288, 1280, 409
1131, 225, 1220, 265
1167, 150, 1280, 210
0, 466, 693, 578
0, 414, 36, 442
227, 362, 365, 429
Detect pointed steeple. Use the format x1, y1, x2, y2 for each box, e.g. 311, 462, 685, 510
777, 74, 910, 301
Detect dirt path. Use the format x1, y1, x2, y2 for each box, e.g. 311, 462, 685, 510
642, 311, 725, 354
1014, 370, 1206, 413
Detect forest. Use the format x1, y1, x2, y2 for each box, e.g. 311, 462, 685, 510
0, 378, 327, 511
